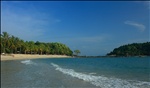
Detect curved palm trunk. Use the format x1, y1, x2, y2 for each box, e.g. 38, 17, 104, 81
34, 51, 36, 54
15, 48, 17, 54
20, 47, 21, 54
11, 49, 13, 54
41, 51, 42, 55
3, 47, 5, 53
25, 50, 26, 54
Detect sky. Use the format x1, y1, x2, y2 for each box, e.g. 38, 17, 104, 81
1, 1, 150, 56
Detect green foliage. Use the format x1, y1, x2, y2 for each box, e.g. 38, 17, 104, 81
107, 42, 150, 56
74, 50, 81, 56
0, 32, 73, 56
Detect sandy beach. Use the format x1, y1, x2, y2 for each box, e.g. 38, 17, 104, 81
1, 54, 71, 61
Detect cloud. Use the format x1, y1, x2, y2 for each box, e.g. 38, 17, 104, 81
124, 21, 146, 31
1, 10, 45, 41
146, 1, 150, 9
1, 2, 60, 41
142, 1, 150, 9
140, 1, 150, 9
134, 1, 150, 9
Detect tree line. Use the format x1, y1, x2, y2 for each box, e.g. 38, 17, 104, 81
0, 32, 73, 56
107, 42, 150, 56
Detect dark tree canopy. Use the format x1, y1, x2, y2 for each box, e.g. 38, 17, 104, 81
107, 42, 150, 56
1, 32, 73, 56
74, 50, 81, 56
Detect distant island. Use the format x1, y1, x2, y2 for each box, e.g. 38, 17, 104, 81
1, 32, 73, 56
107, 42, 150, 57
73, 42, 150, 58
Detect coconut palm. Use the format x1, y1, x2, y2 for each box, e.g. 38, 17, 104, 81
33, 45, 38, 54
0, 32, 73, 56
14, 37, 20, 54
74, 50, 81, 56
9, 35, 16, 53
44, 45, 50, 55
39, 44, 45, 55
28, 41, 35, 54
19, 39, 24, 54
1, 32, 10, 53
22, 41, 30, 54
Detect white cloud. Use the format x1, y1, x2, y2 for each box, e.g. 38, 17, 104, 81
147, 1, 150, 9
134, 1, 150, 9
1, 10, 45, 41
143, 1, 150, 9
124, 21, 146, 31
1, 3, 60, 41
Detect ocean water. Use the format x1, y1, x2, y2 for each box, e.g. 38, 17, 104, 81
1, 57, 150, 88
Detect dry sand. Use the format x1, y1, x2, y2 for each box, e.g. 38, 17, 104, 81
1, 54, 71, 61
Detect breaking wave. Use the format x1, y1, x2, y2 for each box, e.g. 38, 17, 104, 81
51, 63, 150, 88
21, 60, 37, 65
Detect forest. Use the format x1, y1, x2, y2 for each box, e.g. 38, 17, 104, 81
107, 42, 150, 56
0, 32, 73, 56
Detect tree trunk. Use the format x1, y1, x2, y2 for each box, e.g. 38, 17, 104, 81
41, 51, 42, 55
15, 48, 17, 54
3, 47, 5, 53
11, 49, 14, 54
20, 47, 21, 54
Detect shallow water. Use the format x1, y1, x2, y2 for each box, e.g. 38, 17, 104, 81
1, 57, 150, 88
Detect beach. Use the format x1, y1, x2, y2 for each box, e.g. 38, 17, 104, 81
1, 54, 71, 61
1, 57, 150, 88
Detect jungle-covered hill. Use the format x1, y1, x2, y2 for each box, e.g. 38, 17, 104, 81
1, 32, 73, 56
107, 42, 150, 56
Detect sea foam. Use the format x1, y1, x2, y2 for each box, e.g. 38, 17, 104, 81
51, 63, 150, 88
21, 60, 36, 65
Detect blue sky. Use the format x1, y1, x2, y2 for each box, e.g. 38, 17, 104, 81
1, 1, 150, 56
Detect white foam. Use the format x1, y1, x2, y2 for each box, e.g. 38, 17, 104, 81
51, 63, 150, 88
21, 60, 36, 65
89, 72, 97, 75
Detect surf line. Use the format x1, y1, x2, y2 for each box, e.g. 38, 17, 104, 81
51, 63, 149, 88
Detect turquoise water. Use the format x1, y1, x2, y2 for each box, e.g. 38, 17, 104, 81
1, 57, 150, 88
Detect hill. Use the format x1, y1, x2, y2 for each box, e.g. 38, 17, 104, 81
1, 32, 73, 56
107, 42, 150, 56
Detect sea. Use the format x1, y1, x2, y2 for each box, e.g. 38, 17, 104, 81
1, 57, 150, 88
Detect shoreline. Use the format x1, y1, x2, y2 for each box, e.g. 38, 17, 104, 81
1, 54, 72, 61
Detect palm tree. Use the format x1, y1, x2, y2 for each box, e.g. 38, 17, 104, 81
45, 45, 50, 55
74, 50, 81, 56
1, 32, 10, 53
18, 39, 24, 54
14, 37, 20, 54
39, 44, 45, 55
23, 41, 29, 54
28, 41, 35, 54
0, 37, 3, 53
9, 35, 16, 54
33, 45, 38, 54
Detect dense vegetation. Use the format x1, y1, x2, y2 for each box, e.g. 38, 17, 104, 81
74, 50, 81, 56
107, 42, 150, 56
0, 32, 73, 56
